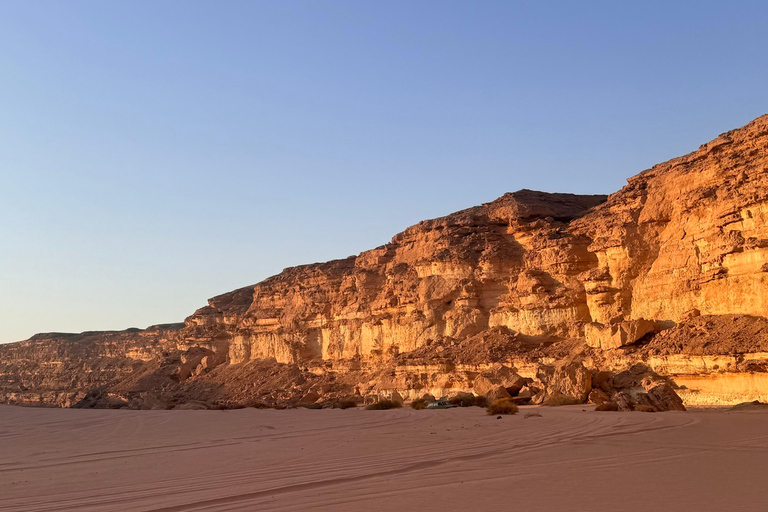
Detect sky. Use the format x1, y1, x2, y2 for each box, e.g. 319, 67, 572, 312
0, 1, 765, 343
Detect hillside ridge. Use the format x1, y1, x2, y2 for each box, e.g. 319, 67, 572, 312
1, 115, 765, 409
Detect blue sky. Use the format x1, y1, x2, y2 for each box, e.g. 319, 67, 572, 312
0, 1, 765, 343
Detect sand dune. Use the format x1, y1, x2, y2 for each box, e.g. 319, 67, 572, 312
0, 405, 765, 511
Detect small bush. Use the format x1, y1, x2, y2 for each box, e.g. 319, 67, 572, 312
334, 398, 359, 410
410, 398, 429, 410
473, 395, 489, 408
543, 393, 582, 406
487, 398, 519, 415
448, 394, 471, 407
448, 394, 489, 408
524, 411, 542, 418
365, 399, 402, 410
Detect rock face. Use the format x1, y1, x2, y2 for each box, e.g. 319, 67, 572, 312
180, 115, 766, 366
182, 189, 608, 365
571, 118, 767, 329
584, 318, 657, 350
0, 115, 766, 409
0, 326, 182, 407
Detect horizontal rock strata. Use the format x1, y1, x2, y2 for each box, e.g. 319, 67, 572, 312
1, 115, 766, 409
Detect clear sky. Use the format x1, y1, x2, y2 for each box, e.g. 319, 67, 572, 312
0, 1, 765, 343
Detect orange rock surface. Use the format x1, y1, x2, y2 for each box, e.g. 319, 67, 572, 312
1, 116, 765, 408
181, 115, 766, 364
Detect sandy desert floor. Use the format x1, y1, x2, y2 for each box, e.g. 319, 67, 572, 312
0, 405, 765, 512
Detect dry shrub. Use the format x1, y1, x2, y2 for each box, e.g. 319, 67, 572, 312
365, 399, 402, 410
543, 393, 582, 406
410, 398, 429, 410
524, 411, 542, 418
334, 398, 359, 409
487, 398, 519, 415
448, 394, 489, 408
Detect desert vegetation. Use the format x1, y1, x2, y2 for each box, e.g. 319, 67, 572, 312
365, 399, 402, 410
487, 398, 519, 415
334, 398, 359, 409
448, 393, 489, 408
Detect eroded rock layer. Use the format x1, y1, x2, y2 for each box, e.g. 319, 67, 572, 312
1, 115, 766, 409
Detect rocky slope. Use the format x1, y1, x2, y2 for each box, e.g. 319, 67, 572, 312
1, 115, 766, 409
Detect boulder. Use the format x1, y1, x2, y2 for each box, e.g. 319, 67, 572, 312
517, 386, 535, 399
201, 355, 218, 370
299, 391, 321, 404
504, 375, 526, 396
588, 388, 611, 405
472, 375, 497, 396
594, 401, 619, 411
585, 319, 657, 350
178, 347, 216, 381
591, 371, 614, 393
531, 388, 546, 405
647, 383, 686, 411
538, 361, 592, 403
390, 390, 405, 405
632, 392, 659, 412
613, 363, 663, 390
613, 392, 635, 411
473, 370, 525, 397
486, 385, 512, 402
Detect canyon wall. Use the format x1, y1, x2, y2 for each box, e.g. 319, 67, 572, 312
1, 115, 766, 408
183, 190, 607, 365
181, 115, 767, 365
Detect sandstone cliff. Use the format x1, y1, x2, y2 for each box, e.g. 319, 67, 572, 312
183, 189, 607, 365
1, 115, 766, 409
180, 115, 766, 364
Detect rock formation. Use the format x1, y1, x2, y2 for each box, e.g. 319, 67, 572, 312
1, 115, 766, 409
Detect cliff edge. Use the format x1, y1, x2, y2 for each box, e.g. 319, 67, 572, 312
1, 115, 766, 409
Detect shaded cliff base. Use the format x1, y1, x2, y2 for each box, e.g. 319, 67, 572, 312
2, 314, 764, 411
